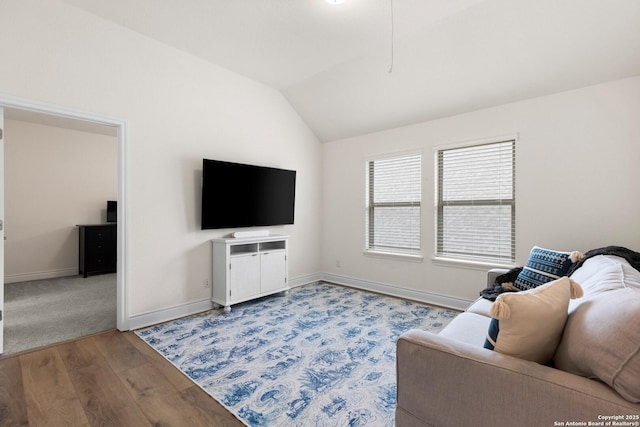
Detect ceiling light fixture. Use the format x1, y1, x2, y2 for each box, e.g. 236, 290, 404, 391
325, 0, 344, 4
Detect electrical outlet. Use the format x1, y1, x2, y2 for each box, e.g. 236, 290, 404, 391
203, 279, 210, 288
335, 260, 341, 268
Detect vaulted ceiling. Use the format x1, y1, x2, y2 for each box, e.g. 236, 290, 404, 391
60, 0, 640, 142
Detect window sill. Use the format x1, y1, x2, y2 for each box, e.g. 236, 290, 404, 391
432, 256, 515, 271
363, 249, 424, 263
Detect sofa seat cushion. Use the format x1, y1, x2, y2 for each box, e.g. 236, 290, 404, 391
439, 312, 491, 348
466, 297, 494, 317
554, 287, 640, 403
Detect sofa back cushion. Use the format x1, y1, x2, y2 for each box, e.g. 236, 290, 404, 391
554, 287, 640, 403
568, 255, 640, 313
570, 255, 640, 290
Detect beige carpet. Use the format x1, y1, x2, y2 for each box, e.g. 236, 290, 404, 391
3, 273, 116, 355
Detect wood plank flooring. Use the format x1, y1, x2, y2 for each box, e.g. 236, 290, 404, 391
0, 330, 245, 427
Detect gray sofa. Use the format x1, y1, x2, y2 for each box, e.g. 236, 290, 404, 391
396, 255, 640, 426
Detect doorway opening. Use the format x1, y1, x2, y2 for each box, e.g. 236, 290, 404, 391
0, 94, 128, 355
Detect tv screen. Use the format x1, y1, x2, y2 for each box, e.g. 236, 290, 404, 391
201, 159, 296, 230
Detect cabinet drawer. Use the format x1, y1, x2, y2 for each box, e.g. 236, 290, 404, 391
85, 226, 114, 242
85, 255, 115, 270
85, 239, 114, 256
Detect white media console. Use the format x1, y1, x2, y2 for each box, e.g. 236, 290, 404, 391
211, 234, 289, 313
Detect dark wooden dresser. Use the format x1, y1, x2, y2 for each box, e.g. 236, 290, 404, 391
78, 224, 117, 278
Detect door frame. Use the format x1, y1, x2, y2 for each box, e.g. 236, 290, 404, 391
0, 106, 4, 353
0, 93, 129, 332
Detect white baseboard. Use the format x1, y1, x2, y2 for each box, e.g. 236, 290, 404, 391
320, 273, 472, 311
128, 274, 323, 330
288, 272, 323, 288
126, 272, 470, 331
4, 268, 79, 284
128, 299, 215, 330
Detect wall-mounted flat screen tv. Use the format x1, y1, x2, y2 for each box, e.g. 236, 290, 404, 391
201, 159, 296, 230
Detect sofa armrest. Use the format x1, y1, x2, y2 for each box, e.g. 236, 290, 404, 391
396, 329, 640, 427
486, 268, 509, 288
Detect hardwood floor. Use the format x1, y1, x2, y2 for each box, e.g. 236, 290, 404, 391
0, 330, 244, 427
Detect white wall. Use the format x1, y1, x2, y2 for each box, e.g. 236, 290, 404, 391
4, 119, 117, 283
322, 76, 640, 305
3, 0, 637, 325
0, 0, 322, 323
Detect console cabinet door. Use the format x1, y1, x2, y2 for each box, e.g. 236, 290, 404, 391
260, 251, 286, 293
229, 253, 261, 302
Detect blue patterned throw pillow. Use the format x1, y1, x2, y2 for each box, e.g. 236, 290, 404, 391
484, 318, 499, 350
513, 246, 583, 291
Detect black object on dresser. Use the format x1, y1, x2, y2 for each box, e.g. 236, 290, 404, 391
77, 224, 117, 278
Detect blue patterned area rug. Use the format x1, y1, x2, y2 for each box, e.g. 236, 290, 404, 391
135, 282, 458, 426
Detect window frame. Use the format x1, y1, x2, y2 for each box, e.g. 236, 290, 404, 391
364, 151, 423, 260
434, 137, 516, 266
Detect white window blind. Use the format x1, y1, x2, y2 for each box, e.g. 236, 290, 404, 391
436, 140, 515, 263
366, 153, 421, 254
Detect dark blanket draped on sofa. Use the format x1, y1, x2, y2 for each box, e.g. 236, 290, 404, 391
479, 267, 522, 301
567, 246, 640, 275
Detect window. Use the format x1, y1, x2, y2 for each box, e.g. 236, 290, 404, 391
436, 139, 515, 263
366, 153, 421, 255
